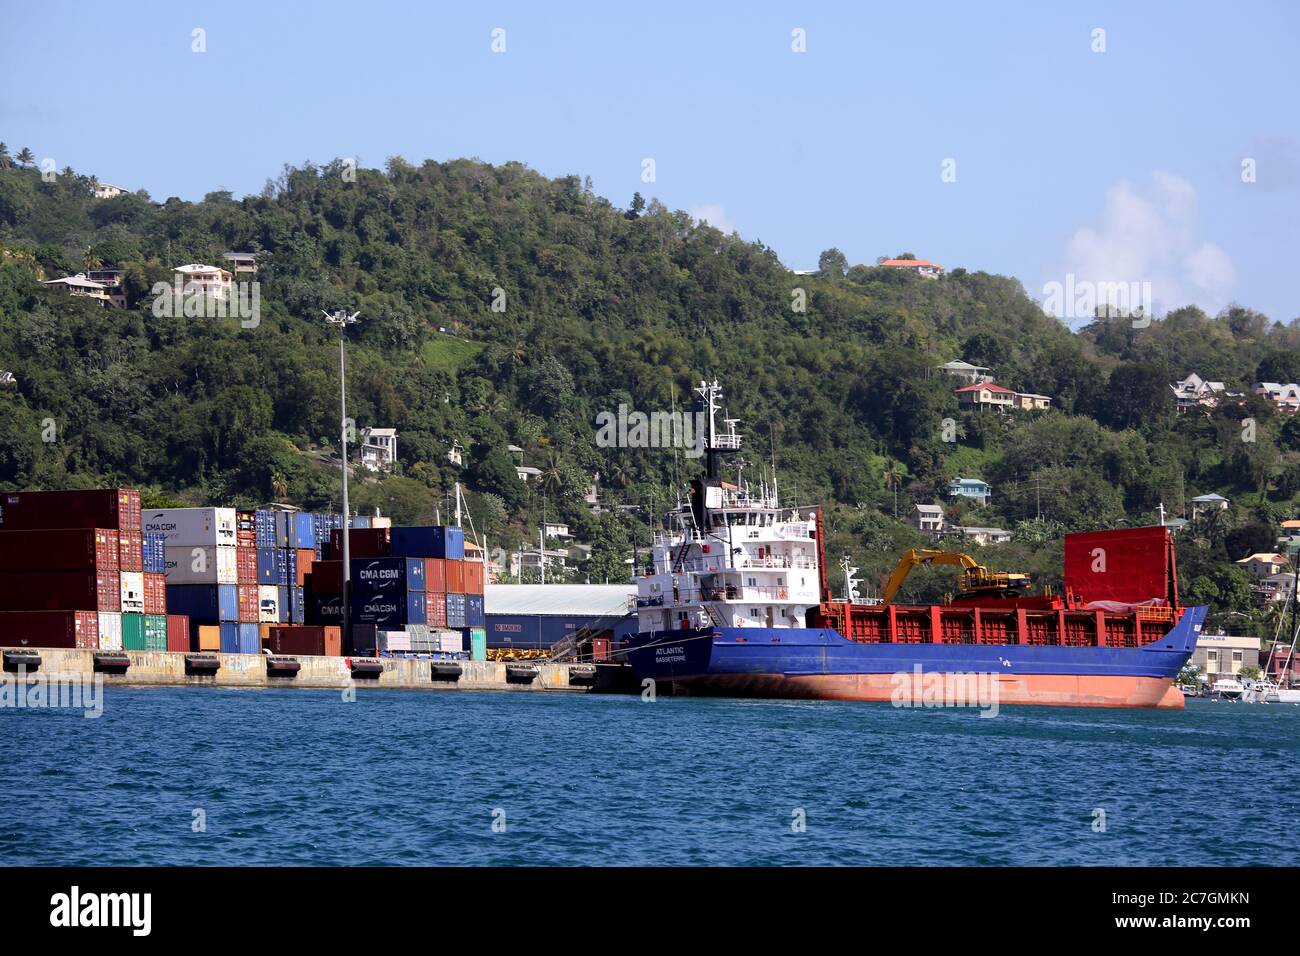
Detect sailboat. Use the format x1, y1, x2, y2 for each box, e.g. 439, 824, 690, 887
1243, 558, 1300, 703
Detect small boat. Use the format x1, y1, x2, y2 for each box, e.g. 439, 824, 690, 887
1210, 678, 1244, 700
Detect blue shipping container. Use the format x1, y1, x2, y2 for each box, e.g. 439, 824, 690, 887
307, 591, 344, 626
466, 593, 485, 628
167, 583, 238, 623
446, 592, 467, 629
256, 548, 277, 585
275, 511, 315, 549
238, 622, 260, 654
219, 622, 240, 652
255, 510, 277, 549
142, 532, 167, 573
289, 586, 305, 624
390, 526, 464, 560
351, 557, 425, 592
277, 586, 290, 623
352, 588, 426, 628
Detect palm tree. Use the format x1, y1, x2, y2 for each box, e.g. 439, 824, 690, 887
883, 460, 903, 518
82, 248, 102, 272
540, 449, 564, 498
270, 471, 289, 500
0, 144, 10, 169
16, 147, 34, 168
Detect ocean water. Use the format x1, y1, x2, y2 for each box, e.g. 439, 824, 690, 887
1, 686, 1297, 866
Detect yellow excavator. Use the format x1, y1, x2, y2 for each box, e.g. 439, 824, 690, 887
880, 549, 1031, 605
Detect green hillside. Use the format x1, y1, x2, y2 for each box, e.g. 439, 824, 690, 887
0, 152, 1297, 628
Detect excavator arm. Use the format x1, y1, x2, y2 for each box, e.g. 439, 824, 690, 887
881, 549, 979, 605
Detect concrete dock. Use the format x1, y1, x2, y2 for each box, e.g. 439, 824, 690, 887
0, 646, 633, 694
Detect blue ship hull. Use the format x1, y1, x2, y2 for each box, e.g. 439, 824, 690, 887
625, 606, 1206, 708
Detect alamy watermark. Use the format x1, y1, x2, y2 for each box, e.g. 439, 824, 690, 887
1041, 274, 1152, 327
595, 404, 706, 458
890, 666, 1000, 717
151, 279, 260, 329
1, 669, 104, 718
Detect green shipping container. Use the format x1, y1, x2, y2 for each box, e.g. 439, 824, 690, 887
121, 613, 145, 650
143, 614, 167, 651
464, 626, 486, 662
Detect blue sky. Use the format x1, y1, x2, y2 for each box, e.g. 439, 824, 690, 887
3, 0, 1298, 323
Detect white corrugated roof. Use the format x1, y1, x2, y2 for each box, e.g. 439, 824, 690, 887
484, 584, 635, 617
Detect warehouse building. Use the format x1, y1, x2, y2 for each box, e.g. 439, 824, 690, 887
484, 584, 637, 654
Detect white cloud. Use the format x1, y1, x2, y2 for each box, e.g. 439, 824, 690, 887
1053, 171, 1235, 318
688, 204, 736, 234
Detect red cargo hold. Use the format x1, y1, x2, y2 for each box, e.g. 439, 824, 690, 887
235, 546, 258, 585
424, 558, 445, 593
295, 548, 315, 586
0, 570, 120, 612
463, 559, 484, 595
0, 528, 120, 571
1064, 526, 1179, 609
118, 530, 143, 572
266, 625, 326, 655
143, 572, 167, 614
425, 590, 447, 628
445, 559, 464, 593
328, 527, 390, 559
0, 488, 141, 531
165, 614, 190, 652
0, 610, 98, 648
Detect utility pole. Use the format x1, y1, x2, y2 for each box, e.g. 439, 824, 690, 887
325, 310, 360, 652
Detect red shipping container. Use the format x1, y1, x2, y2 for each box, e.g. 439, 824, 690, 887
166, 614, 190, 652
266, 625, 326, 655
295, 548, 315, 587
463, 559, 484, 595
0, 528, 120, 571
235, 546, 258, 585
0, 609, 98, 648
329, 527, 391, 559
0, 570, 120, 612
118, 530, 143, 572
143, 572, 168, 614
235, 511, 257, 546
424, 558, 445, 593
237, 585, 259, 623
0, 488, 141, 532
590, 636, 610, 662
425, 590, 447, 628
308, 560, 343, 594
445, 559, 465, 593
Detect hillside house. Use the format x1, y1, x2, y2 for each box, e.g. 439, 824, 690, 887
935, 360, 992, 384
516, 465, 542, 483
359, 427, 397, 472
1236, 553, 1289, 580
955, 382, 1016, 411
950, 526, 1012, 546
85, 268, 127, 308
880, 258, 944, 278
1171, 373, 1227, 413
912, 503, 945, 536
222, 251, 258, 275
1011, 392, 1053, 411
1191, 493, 1229, 519
41, 273, 114, 307
948, 478, 992, 506
173, 263, 233, 299
1254, 571, 1298, 607
93, 182, 127, 200
1252, 382, 1300, 414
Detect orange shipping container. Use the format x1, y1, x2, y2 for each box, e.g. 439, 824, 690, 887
324, 626, 342, 657
197, 625, 221, 651
463, 559, 484, 595
295, 548, 315, 587
237, 585, 259, 623
445, 559, 464, 593
424, 558, 445, 593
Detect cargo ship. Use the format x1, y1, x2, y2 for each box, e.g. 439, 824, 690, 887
625, 382, 1206, 709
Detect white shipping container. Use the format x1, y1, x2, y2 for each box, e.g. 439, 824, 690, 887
405, 624, 432, 652
257, 585, 281, 623
378, 630, 410, 652
98, 611, 123, 650
349, 516, 373, 529
436, 629, 461, 653
163, 545, 237, 585
119, 571, 144, 614
142, 507, 238, 546
370, 516, 392, 529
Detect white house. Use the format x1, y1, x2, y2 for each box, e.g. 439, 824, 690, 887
935, 360, 992, 384
222, 251, 258, 274
173, 263, 233, 300
93, 182, 127, 200
543, 522, 572, 539
948, 478, 992, 506
1236, 552, 1289, 580
951, 526, 1012, 546
1252, 382, 1300, 414
912, 503, 945, 535
359, 427, 397, 472
880, 258, 944, 278
42, 273, 113, 306
516, 465, 542, 483
1190, 493, 1229, 519
1171, 373, 1227, 413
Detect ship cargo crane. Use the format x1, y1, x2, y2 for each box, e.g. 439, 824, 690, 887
880, 549, 1031, 606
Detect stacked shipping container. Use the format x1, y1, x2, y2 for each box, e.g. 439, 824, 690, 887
0, 489, 179, 650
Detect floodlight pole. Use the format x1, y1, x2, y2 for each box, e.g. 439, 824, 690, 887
325, 310, 360, 651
